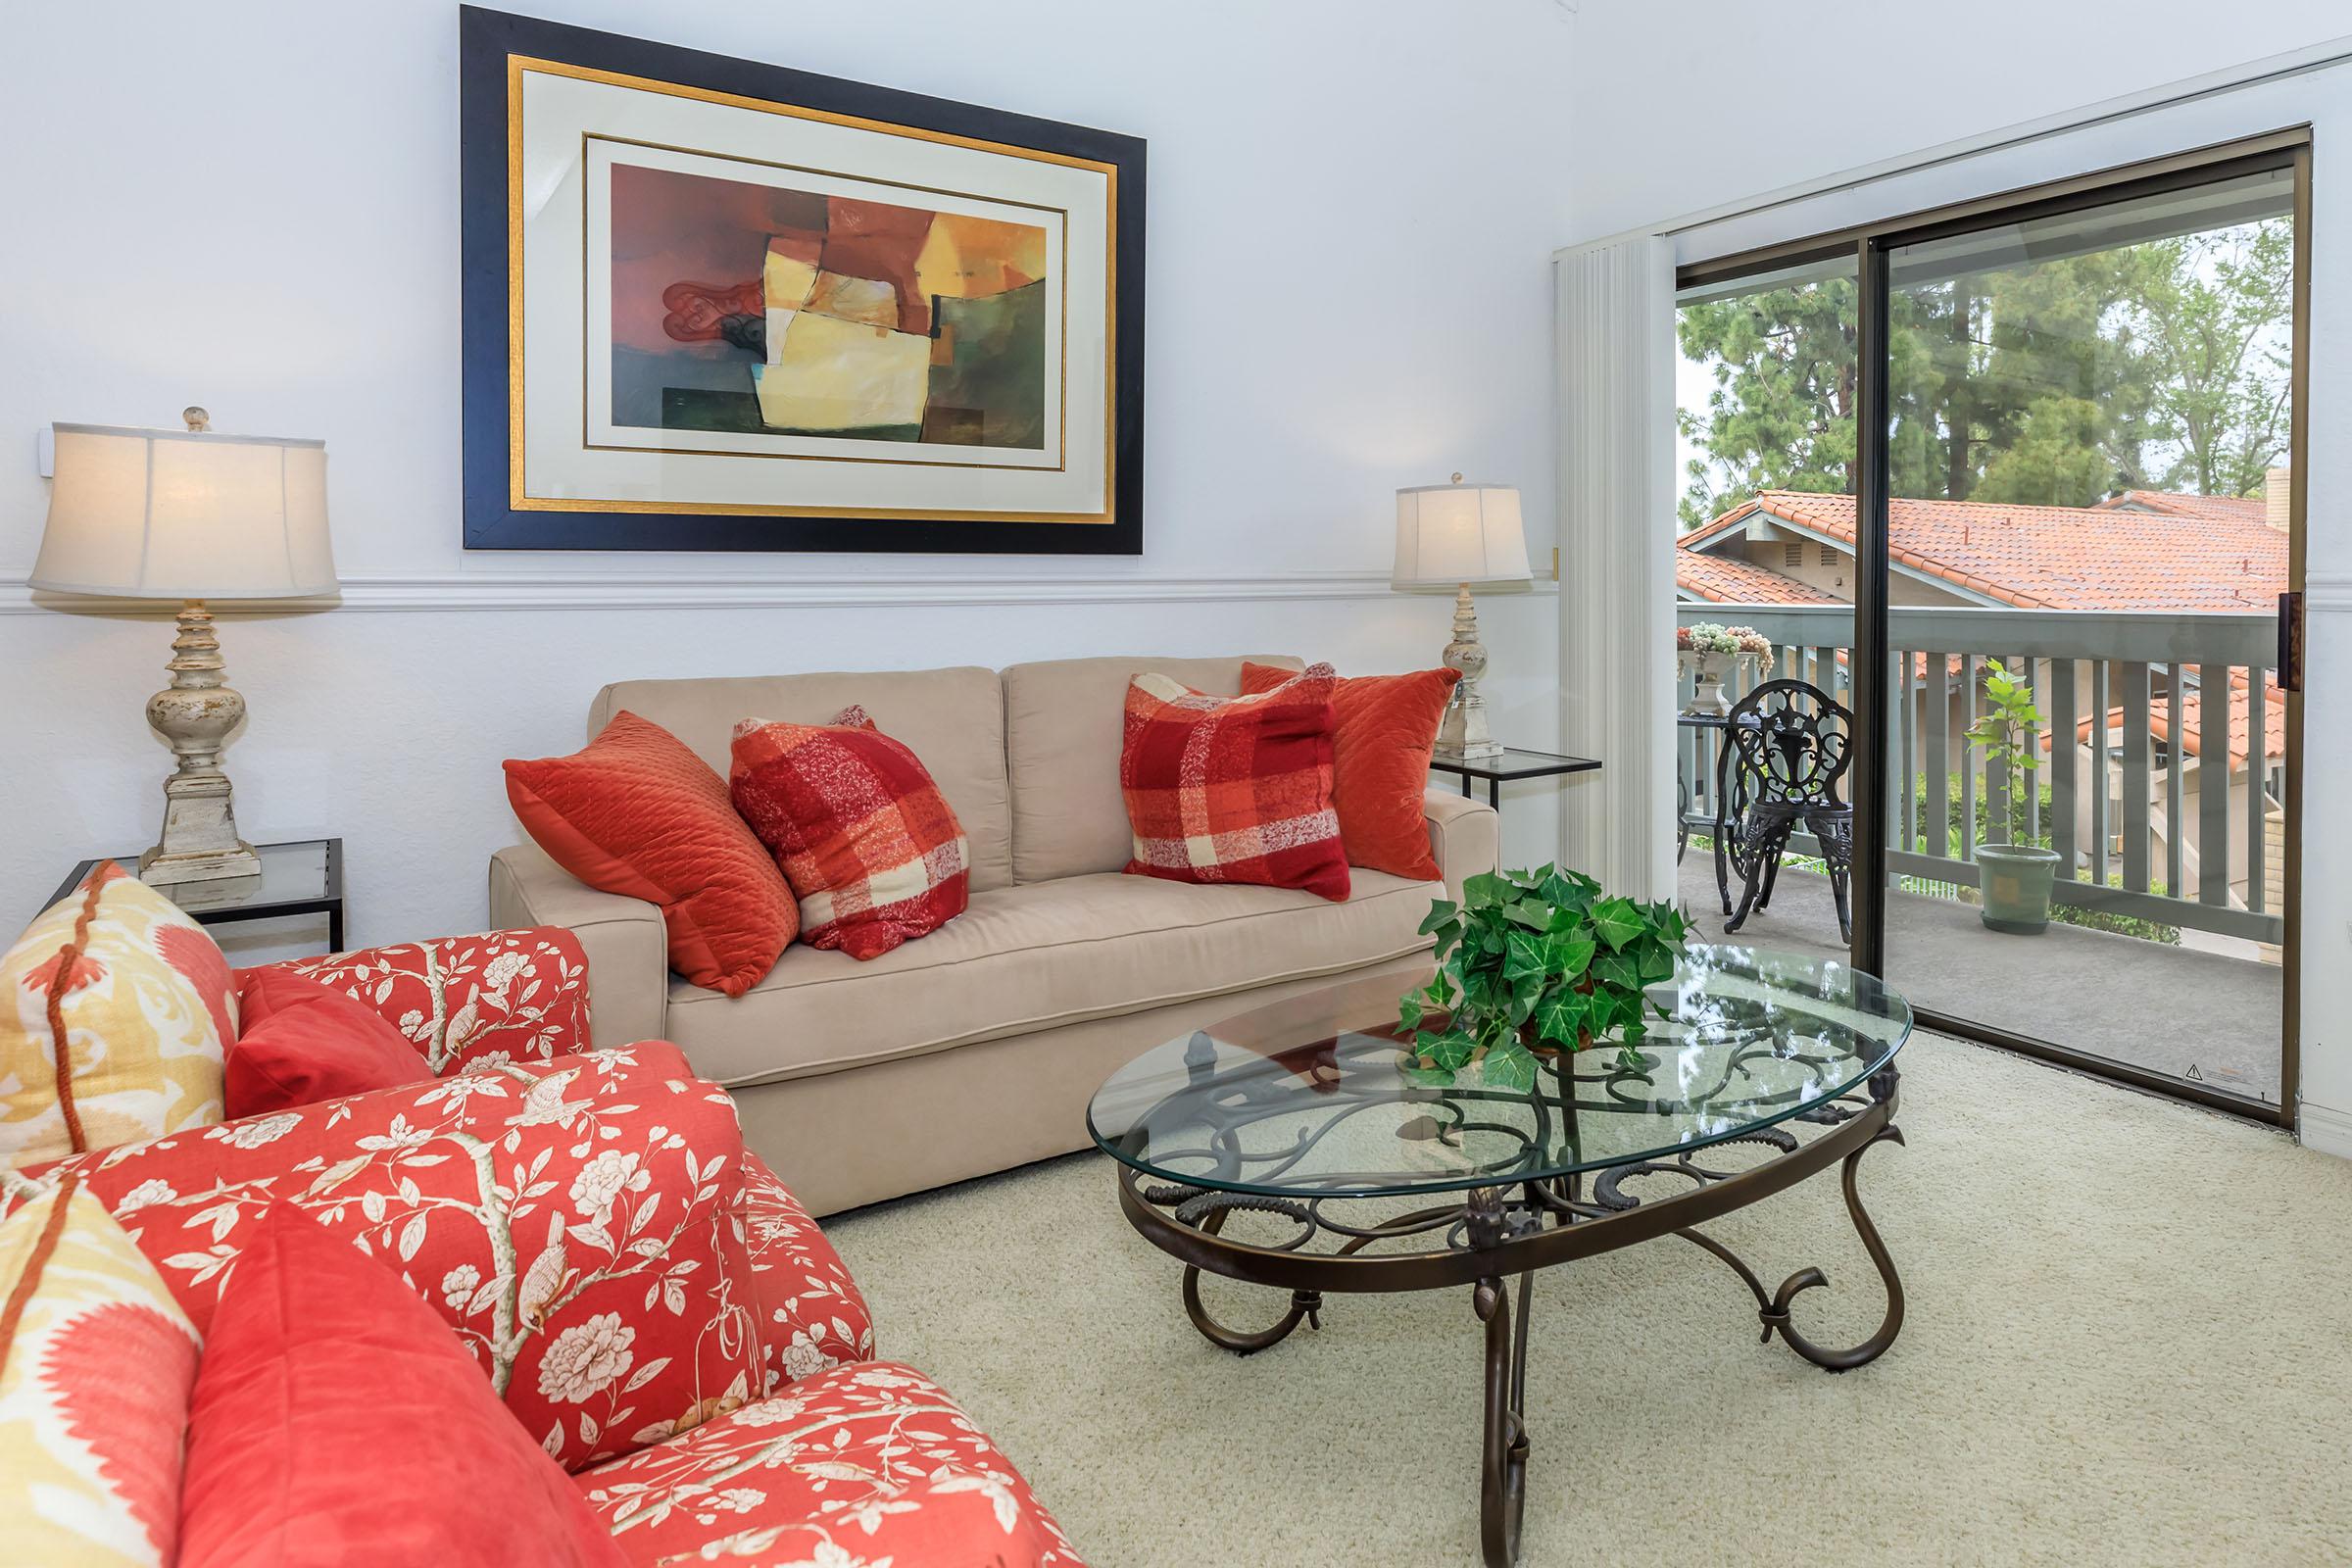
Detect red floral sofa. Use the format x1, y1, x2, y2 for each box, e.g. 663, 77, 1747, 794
0, 928, 1082, 1567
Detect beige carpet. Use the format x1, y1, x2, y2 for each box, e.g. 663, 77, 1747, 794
827, 1033, 2352, 1566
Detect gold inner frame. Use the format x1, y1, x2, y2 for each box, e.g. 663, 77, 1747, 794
505, 53, 1119, 523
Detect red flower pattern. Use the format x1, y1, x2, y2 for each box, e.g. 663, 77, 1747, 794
276, 927, 594, 1073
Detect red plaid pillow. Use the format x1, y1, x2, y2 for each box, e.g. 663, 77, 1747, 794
1120, 664, 1349, 901
728, 706, 970, 960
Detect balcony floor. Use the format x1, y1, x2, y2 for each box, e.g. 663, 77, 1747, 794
1675, 851, 2283, 1104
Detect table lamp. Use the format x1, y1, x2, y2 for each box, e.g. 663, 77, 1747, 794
30, 409, 336, 887
1393, 475, 1530, 760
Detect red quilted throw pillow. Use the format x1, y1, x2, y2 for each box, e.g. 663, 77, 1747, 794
1120, 663, 1349, 901
729, 706, 970, 961
223, 967, 433, 1118
1244, 661, 1460, 881
176, 1202, 628, 1568
505, 711, 799, 997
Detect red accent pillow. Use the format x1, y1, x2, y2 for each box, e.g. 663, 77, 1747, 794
223, 967, 433, 1118
728, 705, 970, 961
175, 1203, 628, 1568
1244, 662, 1461, 881
505, 711, 799, 997
1120, 664, 1349, 901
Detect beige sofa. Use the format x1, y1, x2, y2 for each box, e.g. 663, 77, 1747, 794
488, 655, 1497, 1216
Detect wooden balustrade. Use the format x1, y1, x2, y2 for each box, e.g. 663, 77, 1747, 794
1677, 605, 2284, 947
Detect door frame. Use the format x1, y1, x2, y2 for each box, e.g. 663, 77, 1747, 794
1674, 127, 2311, 1128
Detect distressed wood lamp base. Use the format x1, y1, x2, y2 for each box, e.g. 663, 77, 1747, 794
139, 600, 262, 889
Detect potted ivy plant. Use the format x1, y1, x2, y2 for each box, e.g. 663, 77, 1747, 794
1964, 659, 2063, 935
1398, 865, 1690, 1091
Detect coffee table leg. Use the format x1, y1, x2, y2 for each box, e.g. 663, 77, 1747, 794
1178, 1206, 1322, 1354
1758, 1123, 1907, 1372
1474, 1272, 1530, 1567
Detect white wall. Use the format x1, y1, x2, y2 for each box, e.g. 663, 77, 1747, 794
0, 0, 1579, 956
1564, 0, 2352, 238
1562, 0, 2352, 1142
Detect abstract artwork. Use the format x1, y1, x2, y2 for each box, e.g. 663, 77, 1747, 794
609, 165, 1050, 449
460, 7, 1145, 554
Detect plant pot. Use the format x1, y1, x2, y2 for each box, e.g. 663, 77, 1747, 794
1976, 843, 2062, 935
1684, 658, 1730, 716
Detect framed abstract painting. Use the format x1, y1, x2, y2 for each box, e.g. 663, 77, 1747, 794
458, 7, 1145, 554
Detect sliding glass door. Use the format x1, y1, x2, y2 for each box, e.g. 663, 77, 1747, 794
1675, 133, 2306, 1122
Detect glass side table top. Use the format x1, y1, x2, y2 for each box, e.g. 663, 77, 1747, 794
52, 840, 340, 918
1087, 945, 1910, 1200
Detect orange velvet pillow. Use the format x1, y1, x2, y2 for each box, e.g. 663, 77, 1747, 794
223, 967, 433, 1118
1243, 662, 1460, 882
504, 711, 799, 997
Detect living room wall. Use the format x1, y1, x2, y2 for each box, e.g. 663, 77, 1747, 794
0, 0, 1578, 955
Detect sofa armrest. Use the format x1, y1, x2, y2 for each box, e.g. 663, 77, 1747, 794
260, 926, 593, 1075
2, 1041, 764, 1475
490, 842, 670, 1048
1423, 788, 1500, 901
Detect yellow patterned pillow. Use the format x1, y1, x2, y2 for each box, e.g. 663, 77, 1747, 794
0, 862, 235, 1168
0, 1174, 202, 1566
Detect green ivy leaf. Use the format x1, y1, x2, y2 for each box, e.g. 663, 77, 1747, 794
1503, 897, 1551, 931
1418, 1027, 1476, 1071
1595, 950, 1642, 994
1417, 901, 1459, 936
1400, 1062, 1457, 1088
1427, 967, 1456, 1006
1591, 897, 1643, 952
1461, 872, 1508, 910
1532, 988, 1588, 1049
1481, 1039, 1539, 1094
1502, 930, 1549, 988
1637, 938, 1676, 984
1544, 932, 1597, 979
1398, 995, 1424, 1032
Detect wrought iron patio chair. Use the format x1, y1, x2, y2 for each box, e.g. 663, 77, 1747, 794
1714, 678, 1854, 942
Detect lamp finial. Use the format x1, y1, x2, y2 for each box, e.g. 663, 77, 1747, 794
182, 406, 211, 432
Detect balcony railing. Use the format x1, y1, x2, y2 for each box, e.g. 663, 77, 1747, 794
1677, 604, 2285, 951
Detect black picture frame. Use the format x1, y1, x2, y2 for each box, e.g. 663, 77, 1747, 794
458, 6, 1145, 555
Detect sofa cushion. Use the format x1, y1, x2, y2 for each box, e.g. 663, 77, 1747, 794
224, 967, 434, 1117
176, 1203, 627, 1568
1120, 665, 1349, 901
0, 1175, 201, 1568
591, 668, 1014, 894
1002, 653, 1301, 883
730, 707, 970, 960
575, 1361, 1082, 1568
2, 860, 234, 1167
663, 866, 1438, 1088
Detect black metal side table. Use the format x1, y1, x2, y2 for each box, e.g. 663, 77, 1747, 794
49, 839, 346, 954
1428, 747, 1602, 811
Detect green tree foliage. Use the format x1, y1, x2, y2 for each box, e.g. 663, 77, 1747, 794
1677, 219, 2292, 529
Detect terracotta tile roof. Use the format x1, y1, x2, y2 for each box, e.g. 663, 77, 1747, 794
1675, 550, 1843, 605
2095, 490, 2268, 524
1680, 491, 2283, 612
2049, 682, 2284, 769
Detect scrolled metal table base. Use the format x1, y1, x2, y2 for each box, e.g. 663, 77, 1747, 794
1116, 1081, 1905, 1567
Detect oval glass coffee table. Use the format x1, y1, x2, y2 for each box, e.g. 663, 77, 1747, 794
1088, 945, 1911, 1567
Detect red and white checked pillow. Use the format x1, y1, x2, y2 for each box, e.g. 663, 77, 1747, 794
728, 707, 970, 960
1119, 663, 1349, 901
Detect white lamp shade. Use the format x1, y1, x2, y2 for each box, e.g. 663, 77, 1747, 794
30, 423, 336, 599
1392, 482, 1531, 589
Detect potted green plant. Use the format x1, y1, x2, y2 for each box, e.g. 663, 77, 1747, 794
1963, 659, 2063, 934
1398, 865, 1690, 1090
1677, 622, 1773, 716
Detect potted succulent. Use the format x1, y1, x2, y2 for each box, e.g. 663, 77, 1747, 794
1964, 659, 2063, 935
1677, 623, 1773, 716
1398, 865, 1690, 1090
